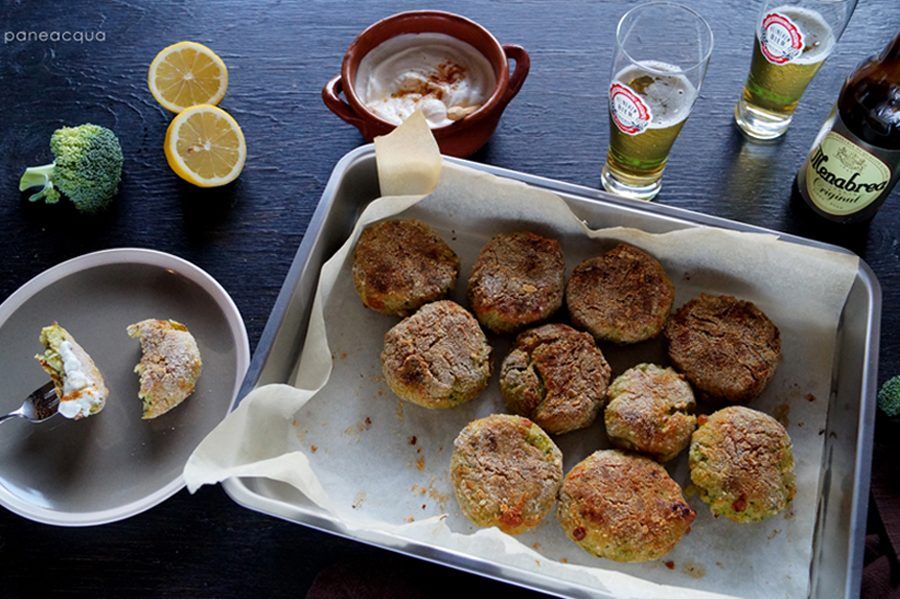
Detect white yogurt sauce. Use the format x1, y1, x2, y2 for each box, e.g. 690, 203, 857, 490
57, 340, 105, 419
354, 33, 496, 128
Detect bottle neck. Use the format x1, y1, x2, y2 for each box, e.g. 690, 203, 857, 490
836, 31, 900, 150
881, 31, 900, 62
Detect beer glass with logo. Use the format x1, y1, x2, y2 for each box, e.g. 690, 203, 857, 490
734, 0, 856, 140
601, 2, 714, 201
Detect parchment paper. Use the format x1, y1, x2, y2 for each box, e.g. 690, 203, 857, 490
184, 112, 859, 598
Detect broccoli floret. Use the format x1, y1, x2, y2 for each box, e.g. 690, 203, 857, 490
19, 124, 123, 213
877, 376, 900, 418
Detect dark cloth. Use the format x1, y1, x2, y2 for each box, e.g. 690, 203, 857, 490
306, 557, 537, 598
307, 560, 427, 599
864, 418, 900, 598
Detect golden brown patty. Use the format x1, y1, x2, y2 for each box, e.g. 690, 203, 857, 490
381, 300, 491, 409
451, 414, 563, 535
352, 219, 459, 316
127, 319, 202, 419
665, 294, 781, 403
557, 450, 695, 562
500, 324, 611, 434
35, 323, 109, 420
689, 406, 796, 523
605, 364, 696, 462
565, 243, 674, 344
467, 231, 565, 333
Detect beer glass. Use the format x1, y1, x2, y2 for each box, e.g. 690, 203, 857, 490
734, 0, 856, 140
601, 2, 713, 201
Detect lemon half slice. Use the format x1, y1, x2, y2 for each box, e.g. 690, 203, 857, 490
164, 105, 246, 187
148, 41, 228, 113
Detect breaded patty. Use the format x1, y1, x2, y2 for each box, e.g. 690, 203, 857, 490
352, 219, 459, 316
500, 324, 611, 435
604, 364, 696, 462
35, 323, 109, 420
467, 231, 565, 333
381, 300, 491, 409
557, 450, 695, 562
689, 406, 796, 523
665, 294, 781, 403
127, 319, 202, 419
451, 414, 563, 534
565, 243, 674, 344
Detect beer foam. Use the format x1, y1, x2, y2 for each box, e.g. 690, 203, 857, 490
614, 61, 697, 129
759, 6, 835, 65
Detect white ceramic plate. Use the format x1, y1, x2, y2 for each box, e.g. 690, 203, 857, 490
0, 248, 249, 526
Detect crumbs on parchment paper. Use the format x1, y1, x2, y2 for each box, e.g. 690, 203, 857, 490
344, 416, 374, 438
410, 477, 449, 511
806, 393, 816, 402
404, 515, 415, 523
682, 561, 705, 579
408, 436, 425, 471
773, 403, 790, 427
352, 491, 366, 509
664, 561, 675, 570
310, 444, 318, 453
395, 400, 405, 422
531, 542, 542, 551
426, 479, 448, 509
560, 558, 568, 564
767, 528, 781, 540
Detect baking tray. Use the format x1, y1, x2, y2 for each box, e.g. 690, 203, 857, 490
222, 145, 881, 598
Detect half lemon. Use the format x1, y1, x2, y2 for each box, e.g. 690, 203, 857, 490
164, 105, 246, 187
149, 41, 228, 113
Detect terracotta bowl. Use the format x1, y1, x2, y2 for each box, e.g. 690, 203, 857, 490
322, 10, 530, 158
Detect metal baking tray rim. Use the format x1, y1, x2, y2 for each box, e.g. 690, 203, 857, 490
222, 144, 881, 598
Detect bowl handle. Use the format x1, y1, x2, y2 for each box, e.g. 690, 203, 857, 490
501, 44, 530, 106
322, 75, 366, 129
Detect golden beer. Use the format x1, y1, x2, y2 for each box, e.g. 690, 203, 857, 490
742, 37, 827, 115
604, 65, 695, 188
601, 2, 712, 201
735, 5, 836, 139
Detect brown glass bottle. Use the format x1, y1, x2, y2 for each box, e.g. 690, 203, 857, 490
797, 31, 900, 224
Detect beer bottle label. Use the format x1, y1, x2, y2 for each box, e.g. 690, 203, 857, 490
759, 12, 805, 65
609, 82, 653, 136
805, 131, 892, 216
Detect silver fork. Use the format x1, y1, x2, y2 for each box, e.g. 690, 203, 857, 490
0, 382, 59, 424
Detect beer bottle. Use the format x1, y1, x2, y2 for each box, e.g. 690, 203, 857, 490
797, 31, 900, 224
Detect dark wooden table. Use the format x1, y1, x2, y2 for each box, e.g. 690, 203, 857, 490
1, 1, 897, 596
